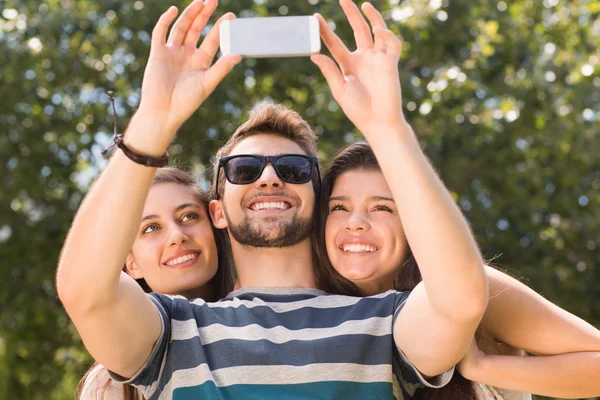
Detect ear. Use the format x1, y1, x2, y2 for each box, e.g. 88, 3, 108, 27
209, 199, 229, 229
124, 253, 145, 280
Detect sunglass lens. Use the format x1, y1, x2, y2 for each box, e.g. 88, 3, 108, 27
276, 156, 312, 183
226, 157, 263, 184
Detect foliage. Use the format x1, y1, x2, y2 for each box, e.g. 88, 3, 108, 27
0, 0, 599, 398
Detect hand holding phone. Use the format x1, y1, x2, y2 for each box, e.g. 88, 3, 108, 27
220, 16, 320, 58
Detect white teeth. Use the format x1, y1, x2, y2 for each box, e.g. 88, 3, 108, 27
342, 244, 377, 253
251, 201, 289, 211
166, 253, 198, 266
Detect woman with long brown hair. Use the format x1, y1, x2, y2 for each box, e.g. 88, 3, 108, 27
75, 167, 233, 400
314, 141, 600, 399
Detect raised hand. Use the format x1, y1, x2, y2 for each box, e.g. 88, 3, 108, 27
138, 0, 241, 136
311, 0, 405, 134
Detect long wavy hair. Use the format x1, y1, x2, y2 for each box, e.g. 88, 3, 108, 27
313, 142, 477, 399
74, 167, 234, 400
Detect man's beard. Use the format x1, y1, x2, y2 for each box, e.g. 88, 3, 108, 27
224, 208, 313, 248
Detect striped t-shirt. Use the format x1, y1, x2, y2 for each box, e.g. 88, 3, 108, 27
113, 287, 452, 399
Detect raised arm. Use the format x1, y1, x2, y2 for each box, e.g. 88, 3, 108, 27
312, 0, 487, 377
56, 0, 240, 378
457, 266, 600, 397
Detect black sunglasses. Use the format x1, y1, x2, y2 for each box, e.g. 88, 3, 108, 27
215, 154, 320, 197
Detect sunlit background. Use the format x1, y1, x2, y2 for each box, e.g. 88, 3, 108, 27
1, 0, 599, 398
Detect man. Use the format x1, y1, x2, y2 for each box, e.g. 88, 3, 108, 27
57, 0, 488, 398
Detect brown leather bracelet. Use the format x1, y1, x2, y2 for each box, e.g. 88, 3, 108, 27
100, 91, 169, 167
115, 135, 169, 167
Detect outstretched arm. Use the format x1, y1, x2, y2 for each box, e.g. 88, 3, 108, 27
56, 0, 240, 379
459, 340, 600, 398
457, 266, 600, 397
482, 266, 600, 355
312, 0, 487, 377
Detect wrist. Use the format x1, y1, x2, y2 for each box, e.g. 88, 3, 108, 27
362, 122, 419, 156
123, 111, 179, 157
461, 353, 489, 382
360, 118, 414, 143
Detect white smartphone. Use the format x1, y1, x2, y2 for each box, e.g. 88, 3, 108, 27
220, 16, 320, 58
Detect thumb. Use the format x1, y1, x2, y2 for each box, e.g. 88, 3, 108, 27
202, 54, 243, 95
311, 54, 344, 97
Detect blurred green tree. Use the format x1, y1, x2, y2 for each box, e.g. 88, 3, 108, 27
0, 0, 598, 398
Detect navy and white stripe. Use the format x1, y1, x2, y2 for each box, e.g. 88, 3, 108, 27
111, 288, 451, 399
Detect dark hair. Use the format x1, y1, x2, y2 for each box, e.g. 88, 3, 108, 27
211, 100, 319, 199
75, 167, 234, 400
150, 167, 234, 299
313, 142, 475, 399
313, 141, 421, 294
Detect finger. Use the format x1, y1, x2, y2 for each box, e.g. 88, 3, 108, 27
311, 54, 345, 97
361, 3, 388, 52
361, 2, 387, 30
315, 13, 352, 71
373, 27, 403, 57
372, 34, 386, 53
151, 6, 178, 48
340, 0, 374, 49
198, 12, 235, 64
167, 0, 204, 46
183, 0, 219, 48
202, 54, 243, 95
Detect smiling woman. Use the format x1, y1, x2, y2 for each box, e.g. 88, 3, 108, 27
314, 142, 418, 297
314, 142, 600, 399
325, 168, 407, 295
75, 167, 233, 400
125, 182, 218, 299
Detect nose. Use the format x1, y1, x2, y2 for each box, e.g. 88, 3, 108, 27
254, 162, 283, 190
345, 211, 371, 232
168, 226, 189, 247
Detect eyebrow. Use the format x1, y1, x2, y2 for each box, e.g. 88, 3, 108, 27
141, 203, 204, 222
328, 196, 394, 202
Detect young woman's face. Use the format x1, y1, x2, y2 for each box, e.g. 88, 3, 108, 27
325, 169, 409, 295
127, 183, 218, 297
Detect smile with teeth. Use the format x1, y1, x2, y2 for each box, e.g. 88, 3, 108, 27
165, 252, 199, 266
341, 244, 378, 253
250, 201, 291, 211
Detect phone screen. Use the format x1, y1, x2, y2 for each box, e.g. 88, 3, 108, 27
228, 16, 315, 57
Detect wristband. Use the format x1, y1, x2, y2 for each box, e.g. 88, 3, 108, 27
115, 135, 169, 167
100, 90, 169, 168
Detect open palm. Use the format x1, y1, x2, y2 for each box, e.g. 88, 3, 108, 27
312, 0, 404, 133
138, 0, 241, 133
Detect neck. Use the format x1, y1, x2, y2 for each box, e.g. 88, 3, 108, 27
355, 276, 395, 296
178, 284, 216, 302
230, 237, 316, 289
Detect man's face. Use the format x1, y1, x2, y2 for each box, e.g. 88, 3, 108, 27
211, 133, 315, 248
